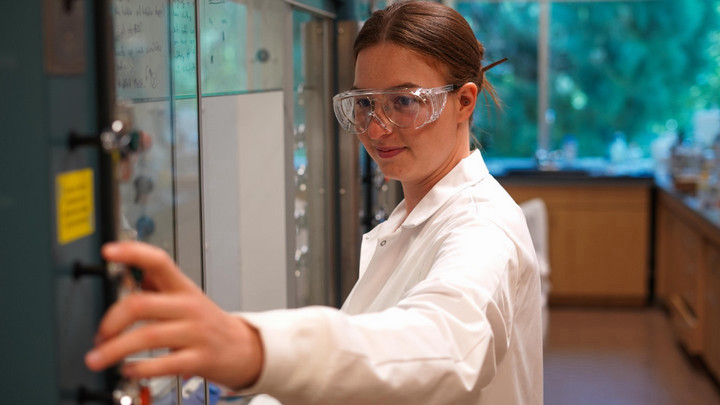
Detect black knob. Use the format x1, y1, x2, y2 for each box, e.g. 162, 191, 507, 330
76, 386, 113, 403
72, 262, 106, 280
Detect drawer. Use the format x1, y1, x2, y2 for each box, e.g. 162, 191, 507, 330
669, 294, 702, 354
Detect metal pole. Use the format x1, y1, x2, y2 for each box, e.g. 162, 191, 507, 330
538, 0, 550, 153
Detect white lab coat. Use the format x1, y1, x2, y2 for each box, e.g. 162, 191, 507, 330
240, 150, 543, 404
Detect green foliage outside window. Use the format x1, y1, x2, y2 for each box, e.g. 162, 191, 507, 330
458, 0, 720, 159
459, 1, 539, 157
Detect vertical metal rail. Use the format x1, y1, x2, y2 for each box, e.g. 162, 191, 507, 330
164, 1, 189, 396
192, 0, 209, 402
537, 0, 550, 152
283, 3, 298, 309
320, 15, 338, 307
193, 0, 206, 305
165, 0, 186, 398
335, 20, 361, 304
92, 0, 125, 395
94, 0, 117, 247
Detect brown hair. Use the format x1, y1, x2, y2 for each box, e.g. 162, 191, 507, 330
353, 0, 500, 107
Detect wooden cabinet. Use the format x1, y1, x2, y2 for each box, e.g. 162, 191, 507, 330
502, 183, 651, 305
654, 187, 720, 378
655, 197, 706, 353
705, 244, 720, 378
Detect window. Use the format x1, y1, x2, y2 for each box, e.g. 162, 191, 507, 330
455, 0, 720, 172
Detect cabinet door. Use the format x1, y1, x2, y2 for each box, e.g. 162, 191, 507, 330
659, 200, 710, 354
704, 243, 720, 379
675, 218, 704, 315
656, 206, 702, 311
655, 205, 674, 300
550, 207, 647, 298
504, 185, 650, 304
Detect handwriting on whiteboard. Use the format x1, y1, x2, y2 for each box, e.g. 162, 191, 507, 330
113, 0, 197, 99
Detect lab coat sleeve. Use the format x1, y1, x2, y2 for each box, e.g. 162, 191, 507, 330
237, 224, 522, 405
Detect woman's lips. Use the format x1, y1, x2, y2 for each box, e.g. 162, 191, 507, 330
376, 147, 405, 159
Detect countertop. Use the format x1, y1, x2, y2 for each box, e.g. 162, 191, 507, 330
488, 157, 656, 186
487, 157, 719, 234
655, 179, 720, 240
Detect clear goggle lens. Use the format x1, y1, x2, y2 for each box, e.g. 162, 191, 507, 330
332, 85, 456, 135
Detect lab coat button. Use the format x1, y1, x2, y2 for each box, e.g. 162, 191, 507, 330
380, 240, 387, 246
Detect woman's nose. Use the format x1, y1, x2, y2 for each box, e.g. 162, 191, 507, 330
366, 111, 393, 139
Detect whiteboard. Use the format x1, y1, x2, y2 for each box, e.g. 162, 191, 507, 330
113, 0, 285, 99
113, 0, 198, 100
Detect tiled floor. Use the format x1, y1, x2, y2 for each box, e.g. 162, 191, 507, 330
544, 307, 720, 405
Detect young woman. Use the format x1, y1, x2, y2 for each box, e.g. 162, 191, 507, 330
86, 2, 543, 403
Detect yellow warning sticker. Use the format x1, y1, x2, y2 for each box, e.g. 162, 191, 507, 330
57, 168, 95, 245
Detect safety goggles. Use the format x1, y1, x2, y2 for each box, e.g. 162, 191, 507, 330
332, 84, 457, 135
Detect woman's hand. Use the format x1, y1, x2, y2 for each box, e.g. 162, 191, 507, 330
84, 241, 263, 389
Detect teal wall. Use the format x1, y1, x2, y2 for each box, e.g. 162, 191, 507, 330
0, 1, 105, 402
0, 2, 57, 403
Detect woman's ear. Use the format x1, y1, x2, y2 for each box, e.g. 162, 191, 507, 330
456, 82, 479, 122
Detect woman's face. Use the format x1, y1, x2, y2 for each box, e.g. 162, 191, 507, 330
353, 42, 471, 189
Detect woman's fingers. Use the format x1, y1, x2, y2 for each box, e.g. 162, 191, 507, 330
95, 293, 202, 345
88, 240, 265, 389
102, 241, 197, 293
121, 350, 202, 380
86, 319, 196, 372
117, 315, 264, 389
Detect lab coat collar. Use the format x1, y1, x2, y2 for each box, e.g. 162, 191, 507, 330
379, 150, 490, 233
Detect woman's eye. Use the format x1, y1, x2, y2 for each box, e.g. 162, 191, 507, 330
393, 95, 417, 109
355, 98, 372, 110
